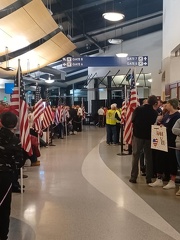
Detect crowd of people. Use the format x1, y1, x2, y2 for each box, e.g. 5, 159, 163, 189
104, 96, 180, 196
2, 96, 180, 239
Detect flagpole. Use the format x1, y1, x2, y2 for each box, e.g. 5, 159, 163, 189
117, 84, 128, 156
18, 59, 24, 194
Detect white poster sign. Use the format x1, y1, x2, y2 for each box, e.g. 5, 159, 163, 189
151, 125, 168, 152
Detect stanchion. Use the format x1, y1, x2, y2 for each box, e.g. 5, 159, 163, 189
49, 124, 56, 146
65, 121, 68, 138
117, 124, 129, 156
20, 167, 23, 194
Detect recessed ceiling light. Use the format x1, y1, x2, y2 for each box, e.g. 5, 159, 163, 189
45, 79, 54, 84
108, 39, 123, 44
136, 82, 140, 86
102, 12, 125, 21
116, 53, 128, 57
148, 79, 153, 82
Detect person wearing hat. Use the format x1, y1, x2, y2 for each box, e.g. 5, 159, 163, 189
149, 98, 180, 190
0, 111, 23, 240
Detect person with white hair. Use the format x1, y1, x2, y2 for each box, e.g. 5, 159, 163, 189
106, 104, 117, 145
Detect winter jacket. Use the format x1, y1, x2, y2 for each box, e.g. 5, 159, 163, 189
0, 127, 23, 172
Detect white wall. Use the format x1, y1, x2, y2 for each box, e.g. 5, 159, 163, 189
162, 0, 180, 88
163, 0, 180, 59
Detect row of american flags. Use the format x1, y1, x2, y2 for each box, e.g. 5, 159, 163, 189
9, 61, 72, 156
9, 61, 138, 155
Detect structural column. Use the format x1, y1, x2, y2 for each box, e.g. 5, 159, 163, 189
94, 78, 99, 100
41, 85, 47, 99
87, 79, 95, 113
107, 76, 112, 107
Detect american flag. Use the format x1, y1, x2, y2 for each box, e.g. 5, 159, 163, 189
123, 70, 139, 144
33, 83, 44, 134
55, 105, 63, 125
120, 101, 127, 125
42, 90, 53, 129
10, 61, 32, 155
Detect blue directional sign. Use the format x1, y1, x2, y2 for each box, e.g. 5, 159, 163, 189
62, 56, 148, 67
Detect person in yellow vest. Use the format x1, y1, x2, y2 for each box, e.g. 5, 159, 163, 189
106, 104, 117, 145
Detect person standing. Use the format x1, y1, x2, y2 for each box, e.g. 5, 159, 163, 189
97, 107, 105, 127
129, 95, 158, 184
106, 104, 117, 145
76, 105, 83, 132
0, 112, 23, 240
149, 98, 180, 189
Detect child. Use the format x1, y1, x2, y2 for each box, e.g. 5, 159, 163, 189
0, 111, 23, 240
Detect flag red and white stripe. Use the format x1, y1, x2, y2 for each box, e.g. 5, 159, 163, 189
120, 101, 127, 125
55, 106, 63, 125
33, 84, 44, 134
10, 60, 32, 155
10, 86, 19, 116
123, 70, 139, 145
20, 99, 32, 155
42, 105, 53, 129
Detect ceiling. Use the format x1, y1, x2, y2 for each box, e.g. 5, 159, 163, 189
1, 0, 163, 90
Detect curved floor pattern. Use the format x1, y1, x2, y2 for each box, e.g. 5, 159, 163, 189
82, 137, 180, 240
9, 217, 35, 240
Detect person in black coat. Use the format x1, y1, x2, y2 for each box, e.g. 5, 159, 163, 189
129, 95, 158, 184
0, 112, 23, 240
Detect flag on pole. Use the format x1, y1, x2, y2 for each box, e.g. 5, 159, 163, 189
120, 101, 127, 125
33, 83, 44, 134
10, 79, 19, 116
123, 70, 139, 144
10, 60, 32, 155
55, 105, 63, 125
42, 89, 53, 129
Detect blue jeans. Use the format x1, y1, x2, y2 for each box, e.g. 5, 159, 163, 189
106, 124, 117, 144
131, 136, 153, 181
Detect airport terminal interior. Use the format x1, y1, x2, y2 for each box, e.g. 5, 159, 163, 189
1, 0, 180, 240
9, 126, 180, 240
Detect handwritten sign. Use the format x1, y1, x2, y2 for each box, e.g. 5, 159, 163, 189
151, 125, 168, 152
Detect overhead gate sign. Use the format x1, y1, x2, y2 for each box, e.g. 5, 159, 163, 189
62, 56, 148, 67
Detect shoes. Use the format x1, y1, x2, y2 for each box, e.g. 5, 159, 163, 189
146, 179, 152, 184
129, 179, 137, 183
149, 178, 163, 187
31, 160, 40, 166
163, 180, 176, 189
112, 143, 118, 146
176, 188, 180, 196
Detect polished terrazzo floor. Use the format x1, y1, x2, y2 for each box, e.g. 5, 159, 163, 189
9, 126, 180, 240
